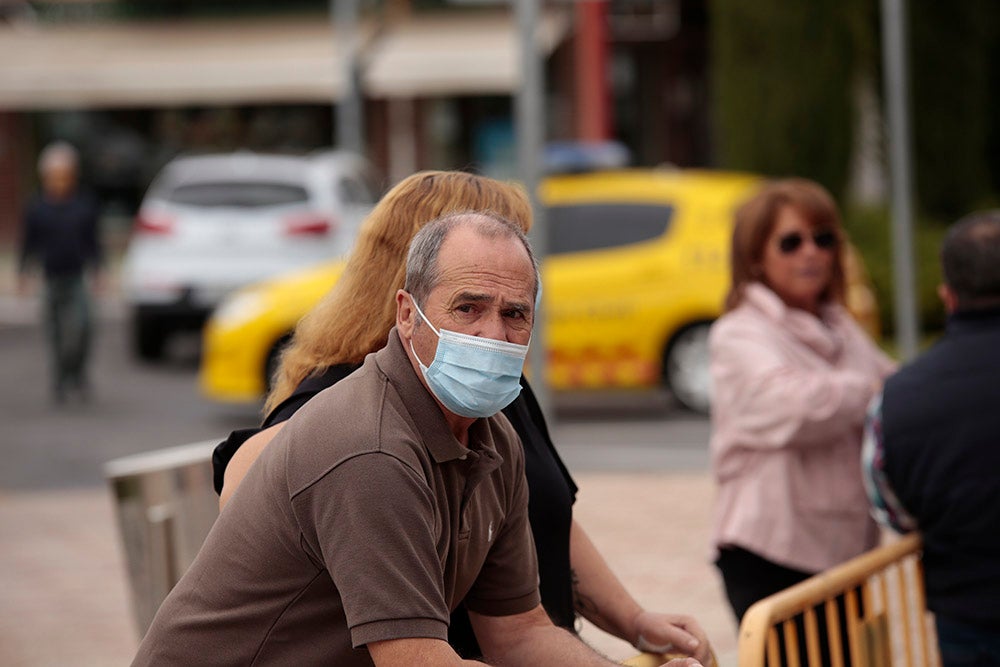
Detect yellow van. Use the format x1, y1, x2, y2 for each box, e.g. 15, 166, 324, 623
200, 169, 879, 412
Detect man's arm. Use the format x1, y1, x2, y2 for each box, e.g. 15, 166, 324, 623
367, 637, 489, 666
861, 392, 918, 533
569, 520, 712, 665
470, 605, 702, 667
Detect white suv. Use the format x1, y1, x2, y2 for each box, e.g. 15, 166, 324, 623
121, 150, 380, 360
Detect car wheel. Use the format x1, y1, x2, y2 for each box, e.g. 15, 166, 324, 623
264, 334, 293, 393
663, 321, 713, 414
133, 311, 168, 361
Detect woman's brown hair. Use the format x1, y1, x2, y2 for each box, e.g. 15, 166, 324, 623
725, 178, 846, 311
264, 170, 533, 415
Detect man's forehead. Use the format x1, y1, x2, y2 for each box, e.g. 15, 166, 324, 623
436, 256, 534, 280
435, 273, 534, 301
447, 288, 532, 306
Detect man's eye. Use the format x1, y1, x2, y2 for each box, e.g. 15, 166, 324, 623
503, 310, 526, 320
455, 304, 475, 314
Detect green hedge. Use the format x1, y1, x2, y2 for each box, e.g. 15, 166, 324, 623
711, 1, 1000, 221
908, 2, 999, 219
843, 207, 948, 336
710, 0, 866, 199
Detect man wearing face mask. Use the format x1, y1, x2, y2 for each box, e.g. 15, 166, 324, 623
133, 212, 700, 667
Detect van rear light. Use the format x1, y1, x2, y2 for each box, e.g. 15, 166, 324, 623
134, 213, 174, 235
284, 213, 336, 237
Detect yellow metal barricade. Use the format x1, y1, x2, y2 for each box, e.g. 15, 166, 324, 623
738, 534, 937, 667
622, 649, 719, 666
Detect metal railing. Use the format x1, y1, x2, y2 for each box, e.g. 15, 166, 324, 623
622, 649, 719, 667
738, 534, 937, 667
104, 440, 218, 637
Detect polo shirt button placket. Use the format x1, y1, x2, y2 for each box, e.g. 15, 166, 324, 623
458, 449, 504, 543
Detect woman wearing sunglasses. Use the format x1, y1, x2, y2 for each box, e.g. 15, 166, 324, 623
707, 178, 896, 625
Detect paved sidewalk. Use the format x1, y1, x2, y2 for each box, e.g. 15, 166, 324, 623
0, 471, 736, 667
574, 473, 738, 664
0, 488, 136, 667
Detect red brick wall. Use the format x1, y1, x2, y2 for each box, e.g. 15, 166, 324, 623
0, 113, 30, 245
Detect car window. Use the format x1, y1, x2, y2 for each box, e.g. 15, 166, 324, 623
546, 203, 673, 254
336, 176, 375, 206
163, 182, 310, 208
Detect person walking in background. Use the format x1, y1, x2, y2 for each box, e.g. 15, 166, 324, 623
707, 178, 896, 623
863, 211, 1000, 667
213, 170, 713, 665
18, 141, 103, 404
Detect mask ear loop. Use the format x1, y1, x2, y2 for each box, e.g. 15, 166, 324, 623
409, 294, 440, 337
406, 293, 440, 370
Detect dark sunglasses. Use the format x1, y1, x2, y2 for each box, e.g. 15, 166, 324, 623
777, 229, 838, 255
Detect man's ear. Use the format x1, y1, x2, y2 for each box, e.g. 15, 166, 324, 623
938, 284, 959, 314
396, 289, 415, 339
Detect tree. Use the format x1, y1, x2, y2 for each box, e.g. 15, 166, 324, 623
710, 0, 868, 200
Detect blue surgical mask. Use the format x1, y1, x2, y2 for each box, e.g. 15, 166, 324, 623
408, 297, 528, 418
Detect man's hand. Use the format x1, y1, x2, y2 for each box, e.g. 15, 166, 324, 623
633, 611, 713, 666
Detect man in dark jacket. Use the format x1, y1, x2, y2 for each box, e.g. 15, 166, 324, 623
863, 210, 1000, 666
18, 141, 103, 403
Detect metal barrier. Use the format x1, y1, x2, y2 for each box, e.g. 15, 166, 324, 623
622, 649, 719, 666
738, 534, 937, 667
104, 440, 219, 637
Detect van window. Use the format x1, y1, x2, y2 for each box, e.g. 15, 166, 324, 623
546, 203, 673, 254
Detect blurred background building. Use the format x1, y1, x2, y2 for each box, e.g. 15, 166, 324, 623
0, 0, 712, 242
2, 0, 999, 337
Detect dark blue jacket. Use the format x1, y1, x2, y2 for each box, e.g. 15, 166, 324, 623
880, 307, 1000, 629
19, 191, 102, 279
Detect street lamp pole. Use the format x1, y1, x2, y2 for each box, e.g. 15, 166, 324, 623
880, 0, 919, 360
333, 0, 364, 154
515, 0, 551, 419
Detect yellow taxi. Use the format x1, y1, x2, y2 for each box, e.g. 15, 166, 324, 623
200, 169, 879, 412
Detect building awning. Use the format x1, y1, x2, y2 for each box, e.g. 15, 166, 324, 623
0, 10, 569, 109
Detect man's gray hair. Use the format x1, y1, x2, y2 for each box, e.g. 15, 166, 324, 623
38, 141, 79, 175
941, 210, 1000, 310
404, 211, 539, 306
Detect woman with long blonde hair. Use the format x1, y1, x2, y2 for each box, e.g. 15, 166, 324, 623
212, 170, 712, 664
264, 170, 533, 419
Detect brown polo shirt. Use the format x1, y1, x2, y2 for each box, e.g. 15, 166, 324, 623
132, 329, 540, 666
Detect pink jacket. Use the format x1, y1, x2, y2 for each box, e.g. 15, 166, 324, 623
709, 283, 897, 573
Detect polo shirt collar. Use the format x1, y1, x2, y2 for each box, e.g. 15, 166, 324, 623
375, 327, 491, 464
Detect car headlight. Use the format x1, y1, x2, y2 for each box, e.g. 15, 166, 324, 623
211, 290, 268, 330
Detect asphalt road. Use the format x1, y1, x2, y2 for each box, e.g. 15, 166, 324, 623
0, 302, 711, 491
